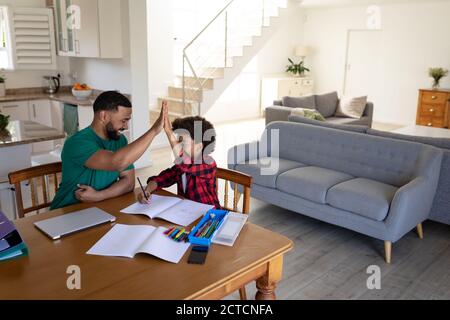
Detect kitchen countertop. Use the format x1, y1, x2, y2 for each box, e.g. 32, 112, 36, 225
0, 90, 98, 106
0, 120, 66, 148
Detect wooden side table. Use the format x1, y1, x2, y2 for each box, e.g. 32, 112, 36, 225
416, 89, 450, 128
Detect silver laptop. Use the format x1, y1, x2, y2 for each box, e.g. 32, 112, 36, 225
34, 207, 116, 240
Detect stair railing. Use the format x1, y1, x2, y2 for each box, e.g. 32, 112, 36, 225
182, 0, 272, 115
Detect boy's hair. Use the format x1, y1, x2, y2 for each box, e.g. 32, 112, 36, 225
93, 91, 132, 113
172, 116, 216, 154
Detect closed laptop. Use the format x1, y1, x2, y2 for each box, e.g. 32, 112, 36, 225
34, 207, 116, 240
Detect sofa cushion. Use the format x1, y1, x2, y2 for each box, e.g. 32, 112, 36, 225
327, 178, 398, 221
235, 157, 305, 188
276, 166, 353, 204
335, 96, 368, 118
315, 91, 339, 118
288, 115, 368, 133
282, 95, 315, 109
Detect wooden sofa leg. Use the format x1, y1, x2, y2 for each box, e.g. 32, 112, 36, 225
384, 241, 392, 264
417, 223, 424, 239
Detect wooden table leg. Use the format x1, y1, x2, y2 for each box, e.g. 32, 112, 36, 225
255, 255, 284, 300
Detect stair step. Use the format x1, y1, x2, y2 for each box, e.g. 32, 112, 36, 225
196, 67, 225, 78
157, 97, 196, 115
175, 76, 214, 90
168, 86, 203, 102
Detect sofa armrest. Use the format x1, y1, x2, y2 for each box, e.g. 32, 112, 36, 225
386, 147, 442, 241
386, 165, 441, 242
265, 105, 293, 125
363, 102, 374, 128
227, 141, 261, 170
273, 100, 282, 106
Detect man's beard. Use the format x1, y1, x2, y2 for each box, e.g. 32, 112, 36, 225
105, 122, 122, 141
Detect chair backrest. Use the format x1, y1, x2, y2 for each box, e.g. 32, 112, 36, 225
216, 167, 252, 214
8, 162, 62, 219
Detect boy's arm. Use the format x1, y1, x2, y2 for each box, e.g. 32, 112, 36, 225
147, 165, 179, 190
163, 101, 183, 158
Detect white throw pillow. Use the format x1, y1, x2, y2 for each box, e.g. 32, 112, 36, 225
335, 96, 367, 119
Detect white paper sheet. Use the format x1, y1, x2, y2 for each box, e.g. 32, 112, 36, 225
158, 199, 213, 226
86, 224, 190, 263
120, 195, 213, 226
87, 224, 154, 258
138, 227, 190, 264
120, 195, 181, 218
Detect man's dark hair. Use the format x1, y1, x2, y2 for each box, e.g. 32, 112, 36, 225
93, 91, 132, 113
172, 116, 216, 154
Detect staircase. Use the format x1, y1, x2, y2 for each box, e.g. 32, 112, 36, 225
150, 0, 290, 124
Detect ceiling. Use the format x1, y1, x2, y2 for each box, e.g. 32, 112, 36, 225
297, 0, 450, 8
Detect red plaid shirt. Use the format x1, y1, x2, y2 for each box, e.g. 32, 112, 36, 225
147, 155, 220, 208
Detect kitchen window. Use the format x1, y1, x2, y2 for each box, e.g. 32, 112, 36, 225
0, 6, 13, 70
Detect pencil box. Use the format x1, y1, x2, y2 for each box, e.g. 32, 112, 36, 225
188, 209, 228, 247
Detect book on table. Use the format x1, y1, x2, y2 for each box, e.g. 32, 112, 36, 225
87, 224, 190, 263
120, 194, 214, 227
0, 211, 28, 262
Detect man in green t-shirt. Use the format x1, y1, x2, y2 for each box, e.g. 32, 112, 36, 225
51, 91, 166, 210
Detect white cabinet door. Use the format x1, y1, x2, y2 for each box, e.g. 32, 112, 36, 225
29, 100, 52, 126
29, 100, 55, 155
78, 105, 93, 130
72, 0, 100, 58
0, 101, 30, 121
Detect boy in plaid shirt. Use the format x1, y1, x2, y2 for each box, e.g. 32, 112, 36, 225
138, 102, 220, 208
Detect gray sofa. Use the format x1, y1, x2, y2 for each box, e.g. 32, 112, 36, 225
265, 91, 374, 127
288, 116, 450, 226
228, 121, 443, 263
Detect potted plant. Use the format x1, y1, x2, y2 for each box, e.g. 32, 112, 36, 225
0, 112, 9, 131
0, 74, 6, 97
286, 58, 310, 77
428, 67, 448, 89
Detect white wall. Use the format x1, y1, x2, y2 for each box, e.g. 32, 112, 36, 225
147, 0, 174, 106
302, 1, 450, 125
1, 0, 71, 89
204, 5, 305, 123
69, 0, 131, 94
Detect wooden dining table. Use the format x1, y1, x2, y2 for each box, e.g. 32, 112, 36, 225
0, 189, 293, 300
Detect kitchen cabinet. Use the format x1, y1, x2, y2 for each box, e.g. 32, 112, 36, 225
0, 101, 30, 121
77, 105, 94, 130
52, 0, 122, 58
260, 75, 314, 115
29, 100, 55, 154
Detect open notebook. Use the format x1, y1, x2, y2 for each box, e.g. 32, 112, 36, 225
87, 224, 190, 263
120, 195, 214, 226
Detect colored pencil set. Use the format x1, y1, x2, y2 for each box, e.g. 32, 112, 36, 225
194, 217, 220, 239
164, 227, 190, 242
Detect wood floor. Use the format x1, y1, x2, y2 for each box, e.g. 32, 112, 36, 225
223, 198, 450, 300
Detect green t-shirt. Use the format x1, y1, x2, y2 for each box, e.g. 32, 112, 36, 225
50, 126, 134, 210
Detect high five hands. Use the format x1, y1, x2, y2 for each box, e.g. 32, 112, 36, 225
152, 100, 169, 134
137, 100, 173, 204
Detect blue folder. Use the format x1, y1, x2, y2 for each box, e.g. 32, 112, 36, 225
0, 211, 28, 262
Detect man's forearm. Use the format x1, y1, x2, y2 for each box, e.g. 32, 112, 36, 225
97, 173, 135, 200
112, 128, 158, 170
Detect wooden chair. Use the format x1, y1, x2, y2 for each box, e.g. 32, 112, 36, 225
8, 162, 62, 219
216, 167, 252, 300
